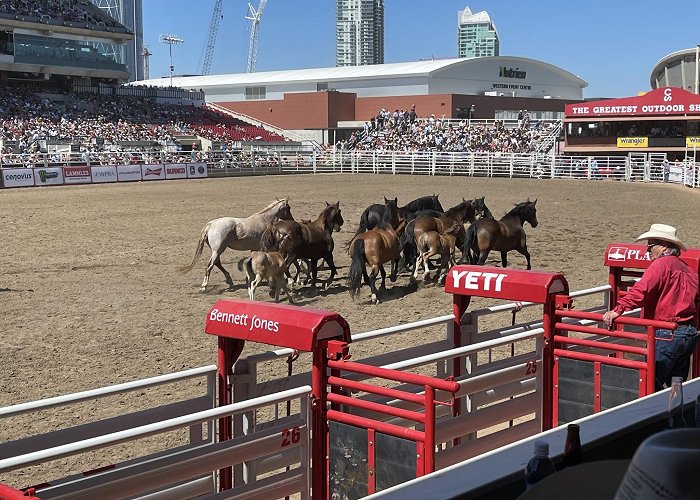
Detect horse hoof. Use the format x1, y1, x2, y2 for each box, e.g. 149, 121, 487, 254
370, 294, 378, 304
199, 287, 207, 293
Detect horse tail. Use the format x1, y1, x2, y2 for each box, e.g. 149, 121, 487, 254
260, 225, 278, 252
461, 223, 478, 264
399, 220, 417, 270
179, 223, 209, 273
346, 210, 369, 250
347, 239, 366, 299
237, 256, 253, 283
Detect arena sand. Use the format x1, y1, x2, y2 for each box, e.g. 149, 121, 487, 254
1, 174, 698, 486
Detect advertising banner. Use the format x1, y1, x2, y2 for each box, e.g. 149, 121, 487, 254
566, 87, 700, 118
165, 163, 188, 180
117, 164, 142, 182
686, 137, 700, 148
187, 162, 208, 178
91, 165, 118, 183
63, 166, 92, 184
617, 137, 649, 148
33, 167, 64, 186
2, 168, 35, 188
141, 164, 165, 181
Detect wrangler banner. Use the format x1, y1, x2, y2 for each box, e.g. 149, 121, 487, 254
617, 137, 649, 148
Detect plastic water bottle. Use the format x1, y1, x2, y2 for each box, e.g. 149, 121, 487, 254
562, 423, 582, 468
667, 376, 686, 429
524, 440, 556, 490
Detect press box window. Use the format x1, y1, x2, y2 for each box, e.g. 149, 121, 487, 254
245, 86, 266, 100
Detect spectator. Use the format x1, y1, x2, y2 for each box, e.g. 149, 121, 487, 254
603, 224, 698, 391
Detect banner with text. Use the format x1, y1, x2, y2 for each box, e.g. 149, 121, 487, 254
63, 166, 92, 184
617, 137, 649, 148
34, 167, 64, 186
2, 168, 35, 188
117, 164, 143, 182
141, 164, 165, 181
91, 165, 118, 183
165, 163, 188, 179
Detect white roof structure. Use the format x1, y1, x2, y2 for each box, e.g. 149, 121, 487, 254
458, 7, 493, 25
134, 56, 587, 101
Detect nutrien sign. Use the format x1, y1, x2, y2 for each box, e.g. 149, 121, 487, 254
566, 87, 700, 117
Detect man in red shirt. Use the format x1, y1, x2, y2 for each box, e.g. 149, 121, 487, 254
603, 224, 698, 391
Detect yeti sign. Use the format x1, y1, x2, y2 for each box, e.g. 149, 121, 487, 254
444, 265, 569, 303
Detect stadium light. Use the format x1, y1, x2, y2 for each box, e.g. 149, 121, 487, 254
159, 34, 184, 88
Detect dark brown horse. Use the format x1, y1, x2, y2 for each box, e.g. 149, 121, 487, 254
347, 197, 402, 304
260, 202, 344, 289
461, 199, 538, 269
400, 198, 479, 270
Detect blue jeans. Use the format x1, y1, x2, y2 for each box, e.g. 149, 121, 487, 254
655, 325, 698, 391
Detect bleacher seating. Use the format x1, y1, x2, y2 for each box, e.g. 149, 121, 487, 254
341, 108, 558, 154
0, 87, 287, 155
0, 0, 129, 33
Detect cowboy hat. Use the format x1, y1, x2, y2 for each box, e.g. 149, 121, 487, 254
636, 223, 686, 251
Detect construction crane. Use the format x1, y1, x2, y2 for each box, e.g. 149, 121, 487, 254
200, 0, 223, 75
245, 0, 266, 73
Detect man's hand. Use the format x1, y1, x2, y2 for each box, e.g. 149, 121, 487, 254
602, 310, 620, 327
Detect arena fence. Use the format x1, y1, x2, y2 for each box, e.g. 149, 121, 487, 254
2, 150, 697, 189
0, 280, 636, 498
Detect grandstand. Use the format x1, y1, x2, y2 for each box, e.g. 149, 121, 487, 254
0, 0, 288, 159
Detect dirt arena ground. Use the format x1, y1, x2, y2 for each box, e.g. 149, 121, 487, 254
2, 174, 699, 486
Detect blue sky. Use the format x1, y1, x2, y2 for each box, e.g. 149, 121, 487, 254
142, 1, 699, 98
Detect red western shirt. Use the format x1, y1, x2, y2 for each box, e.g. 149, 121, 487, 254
614, 254, 698, 323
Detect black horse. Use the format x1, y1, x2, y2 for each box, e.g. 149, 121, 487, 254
460, 199, 538, 269
353, 195, 443, 238
400, 197, 489, 272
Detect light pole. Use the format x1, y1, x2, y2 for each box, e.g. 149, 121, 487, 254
159, 34, 184, 87
695, 44, 699, 94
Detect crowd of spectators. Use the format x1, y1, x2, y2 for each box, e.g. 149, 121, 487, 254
340, 107, 557, 154
0, 0, 126, 31
0, 87, 285, 159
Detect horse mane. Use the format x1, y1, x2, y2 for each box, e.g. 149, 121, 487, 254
257, 198, 288, 214
505, 200, 533, 218
444, 200, 468, 217
402, 195, 442, 213
378, 199, 398, 228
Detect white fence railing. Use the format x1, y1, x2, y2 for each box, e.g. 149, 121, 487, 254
2, 150, 697, 189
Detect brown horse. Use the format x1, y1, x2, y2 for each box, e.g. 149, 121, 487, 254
413, 224, 461, 282
180, 198, 293, 292
347, 197, 402, 304
461, 199, 538, 269
400, 198, 478, 269
260, 202, 344, 289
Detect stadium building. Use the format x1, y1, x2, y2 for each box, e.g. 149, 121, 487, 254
135, 56, 587, 143
0, 0, 134, 85
650, 46, 700, 94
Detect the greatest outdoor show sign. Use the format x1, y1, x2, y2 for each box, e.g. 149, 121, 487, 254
566, 87, 700, 117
